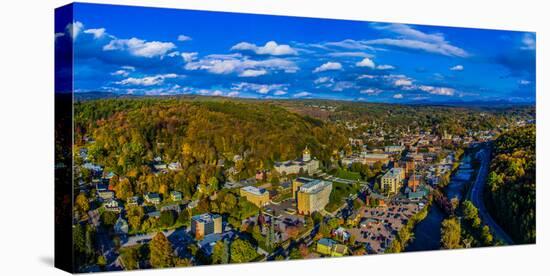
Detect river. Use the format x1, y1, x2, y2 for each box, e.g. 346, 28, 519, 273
405, 151, 475, 252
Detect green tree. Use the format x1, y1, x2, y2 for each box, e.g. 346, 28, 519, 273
441, 218, 462, 249
230, 239, 258, 263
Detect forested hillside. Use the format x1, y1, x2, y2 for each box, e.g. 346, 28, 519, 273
486, 125, 536, 244
74, 98, 349, 198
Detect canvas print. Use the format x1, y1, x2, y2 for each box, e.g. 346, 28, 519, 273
55, 2, 536, 273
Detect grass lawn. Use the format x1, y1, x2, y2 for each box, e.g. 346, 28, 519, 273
325, 181, 361, 213
335, 168, 362, 181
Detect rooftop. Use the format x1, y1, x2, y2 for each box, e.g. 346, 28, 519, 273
241, 185, 268, 196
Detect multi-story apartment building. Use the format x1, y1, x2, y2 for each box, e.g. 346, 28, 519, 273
381, 167, 405, 194
191, 213, 222, 239
292, 177, 332, 215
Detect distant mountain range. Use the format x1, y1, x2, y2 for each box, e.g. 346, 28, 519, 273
73, 91, 535, 107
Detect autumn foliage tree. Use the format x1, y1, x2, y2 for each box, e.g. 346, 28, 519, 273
149, 232, 174, 268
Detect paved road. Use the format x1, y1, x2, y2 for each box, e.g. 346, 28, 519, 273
469, 146, 514, 245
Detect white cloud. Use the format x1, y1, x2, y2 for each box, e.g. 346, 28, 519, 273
450, 65, 464, 71
274, 90, 287, 96
111, 70, 130, 77
360, 88, 383, 95
293, 91, 312, 98
418, 85, 455, 96
357, 74, 376, 80
116, 74, 178, 86
121, 66, 135, 71
327, 51, 373, 58
332, 81, 357, 92
519, 80, 531, 85
365, 38, 468, 57
394, 78, 413, 87
181, 52, 198, 63
185, 55, 298, 75
356, 58, 375, 68
393, 94, 404, 99
84, 28, 106, 39
232, 83, 287, 94
367, 24, 468, 57
177, 35, 192, 42
376, 64, 395, 70
323, 39, 376, 51
66, 21, 84, 40
103, 37, 176, 58
313, 62, 342, 73
521, 33, 535, 50
231, 41, 297, 56
314, 77, 333, 84
239, 69, 267, 77
227, 91, 240, 97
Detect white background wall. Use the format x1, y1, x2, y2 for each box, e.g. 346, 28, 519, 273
0, 0, 547, 275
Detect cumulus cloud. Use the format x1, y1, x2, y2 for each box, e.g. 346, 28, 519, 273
239, 69, 267, 77
116, 74, 178, 86
181, 52, 198, 63
232, 82, 288, 94
66, 21, 84, 40
394, 78, 413, 87
293, 91, 312, 98
356, 57, 376, 68
313, 62, 342, 73
418, 85, 455, 96
103, 37, 176, 58
450, 65, 464, 71
231, 41, 297, 55
393, 94, 404, 99
227, 91, 240, 97
185, 54, 298, 75
84, 28, 106, 39
177, 34, 192, 42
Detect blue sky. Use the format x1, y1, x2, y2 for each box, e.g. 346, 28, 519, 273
56, 3, 536, 103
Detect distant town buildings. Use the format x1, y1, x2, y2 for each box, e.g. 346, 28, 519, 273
274, 146, 320, 175
381, 168, 405, 194
316, 238, 348, 257
191, 213, 223, 239
342, 152, 391, 167
292, 177, 332, 215
240, 186, 270, 207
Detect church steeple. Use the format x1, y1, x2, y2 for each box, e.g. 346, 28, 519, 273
302, 146, 311, 162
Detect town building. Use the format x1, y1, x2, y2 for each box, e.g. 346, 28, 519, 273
240, 186, 270, 207
342, 153, 391, 167
191, 213, 223, 240
381, 168, 405, 194
170, 191, 183, 201
292, 177, 332, 215
316, 238, 348, 257
274, 146, 320, 175
145, 192, 161, 205
384, 145, 405, 154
